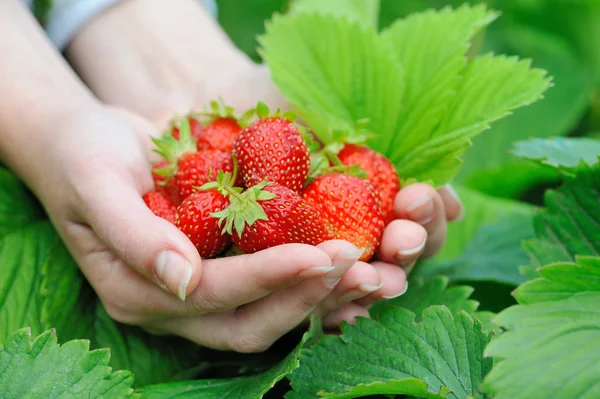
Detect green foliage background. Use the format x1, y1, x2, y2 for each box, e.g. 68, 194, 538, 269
1, 0, 600, 398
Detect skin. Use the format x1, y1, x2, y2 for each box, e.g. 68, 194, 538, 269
0, 0, 463, 352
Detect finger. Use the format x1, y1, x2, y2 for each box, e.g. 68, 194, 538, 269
322, 302, 371, 329
353, 261, 408, 308
77, 171, 202, 301
438, 184, 464, 221
375, 219, 427, 268
184, 243, 334, 313
312, 261, 382, 317
154, 240, 363, 352
226, 240, 361, 351
394, 183, 447, 258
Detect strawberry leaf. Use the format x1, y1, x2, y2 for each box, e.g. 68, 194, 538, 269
93, 304, 204, 388
40, 238, 96, 343
482, 258, 600, 399
0, 328, 135, 398
287, 306, 493, 399
0, 221, 55, 343
261, 5, 551, 186
135, 317, 321, 398
259, 12, 404, 147
512, 137, 600, 170
0, 167, 44, 238
368, 275, 479, 320
521, 163, 600, 277
394, 52, 551, 185
379, 4, 498, 159
288, 0, 380, 28
414, 214, 533, 286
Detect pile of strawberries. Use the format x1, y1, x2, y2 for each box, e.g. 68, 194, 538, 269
143, 101, 401, 262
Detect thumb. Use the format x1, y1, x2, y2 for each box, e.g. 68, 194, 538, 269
79, 174, 202, 301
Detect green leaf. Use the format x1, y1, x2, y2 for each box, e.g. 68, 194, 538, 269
259, 12, 404, 146
0, 167, 44, 238
261, 5, 550, 186
40, 239, 96, 343
0, 328, 135, 398
482, 290, 600, 399
288, 306, 493, 398
369, 275, 479, 319
473, 311, 500, 335
288, 0, 380, 27
433, 184, 533, 261
397, 52, 551, 185
135, 318, 321, 398
512, 137, 600, 170
489, 293, 600, 397
514, 256, 600, 304
380, 4, 498, 160
93, 304, 203, 387
522, 164, 600, 276
414, 214, 533, 286
0, 221, 55, 343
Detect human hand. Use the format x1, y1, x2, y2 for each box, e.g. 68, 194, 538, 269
32, 106, 399, 351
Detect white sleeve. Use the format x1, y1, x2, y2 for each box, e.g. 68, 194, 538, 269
42, 0, 218, 51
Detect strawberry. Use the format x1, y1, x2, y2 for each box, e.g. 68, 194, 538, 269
175, 171, 237, 258
232, 102, 310, 193
143, 191, 177, 224
175, 150, 241, 200
337, 144, 401, 225
302, 173, 385, 262
197, 117, 242, 152
152, 160, 182, 205
152, 118, 241, 202
223, 182, 333, 253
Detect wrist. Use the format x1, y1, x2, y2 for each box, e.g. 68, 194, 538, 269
65, 0, 253, 128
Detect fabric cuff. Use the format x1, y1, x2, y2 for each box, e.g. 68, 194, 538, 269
44, 0, 218, 51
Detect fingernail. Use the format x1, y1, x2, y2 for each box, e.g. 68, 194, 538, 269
155, 250, 193, 301
338, 282, 384, 303
323, 276, 342, 288
396, 237, 426, 258
443, 184, 460, 203
339, 246, 365, 261
358, 282, 385, 293
382, 281, 409, 299
406, 195, 434, 225
443, 184, 465, 221
296, 265, 336, 279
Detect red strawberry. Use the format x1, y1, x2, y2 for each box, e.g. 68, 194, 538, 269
175, 150, 242, 200
143, 191, 177, 224
197, 117, 242, 152
152, 118, 241, 202
337, 144, 400, 225
225, 182, 333, 254
174, 171, 238, 258
152, 160, 182, 205
232, 102, 310, 193
302, 173, 384, 262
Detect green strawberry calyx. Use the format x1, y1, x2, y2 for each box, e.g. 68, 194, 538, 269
191, 98, 256, 128
151, 117, 197, 183
198, 156, 276, 238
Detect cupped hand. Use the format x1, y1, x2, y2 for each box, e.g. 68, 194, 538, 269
34, 105, 376, 352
